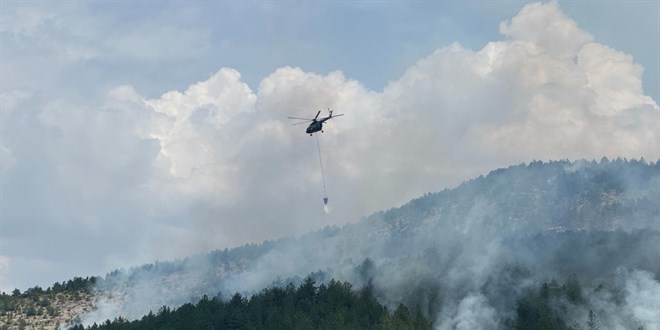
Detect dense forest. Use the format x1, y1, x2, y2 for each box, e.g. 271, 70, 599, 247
68, 271, 646, 330
70, 278, 432, 330
507, 275, 647, 330
3, 159, 658, 329
77, 160, 660, 329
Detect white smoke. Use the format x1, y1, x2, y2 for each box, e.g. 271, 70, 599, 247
622, 270, 660, 328
68, 1, 660, 326
437, 293, 498, 330
584, 269, 660, 330
3, 2, 659, 325
77, 159, 660, 328
2, 2, 658, 289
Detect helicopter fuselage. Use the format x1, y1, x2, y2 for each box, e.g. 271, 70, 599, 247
306, 121, 323, 134
288, 110, 342, 136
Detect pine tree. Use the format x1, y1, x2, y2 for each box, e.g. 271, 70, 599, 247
564, 274, 583, 304
568, 320, 584, 330
586, 310, 600, 330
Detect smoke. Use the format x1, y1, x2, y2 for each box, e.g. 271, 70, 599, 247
78, 160, 660, 330
4, 1, 656, 327
586, 269, 660, 329
437, 293, 498, 330
323, 204, 331, 214
3, 0, 658, 292
621, 270, 660, 328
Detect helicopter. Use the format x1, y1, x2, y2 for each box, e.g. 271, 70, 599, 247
288, 109, 344, 136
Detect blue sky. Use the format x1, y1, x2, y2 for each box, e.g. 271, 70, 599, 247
1, 1, 658, 291
77, 1, 660, 100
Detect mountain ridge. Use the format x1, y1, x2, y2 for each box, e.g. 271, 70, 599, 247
81, 158, 659, 328
3, 159, 658, 329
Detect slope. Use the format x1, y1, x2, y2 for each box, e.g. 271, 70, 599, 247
10, 159, 658, 329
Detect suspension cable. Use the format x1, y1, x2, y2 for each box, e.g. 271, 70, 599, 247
315, 133, 328, 203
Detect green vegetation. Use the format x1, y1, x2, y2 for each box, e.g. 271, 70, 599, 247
2, 159, 657, 329
0, 277, 96, 329
71, 278, 432, 330
505, 275, 644, 330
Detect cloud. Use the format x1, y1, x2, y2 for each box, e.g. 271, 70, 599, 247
499, 1, 592, 59
9, 4, 208, 59
0, 256, 11, 292
144, 68, 256, 180
0, 86, 164, 287
132, 1, 657, 252
0, 145, 17, 173
0, 1, 658, 290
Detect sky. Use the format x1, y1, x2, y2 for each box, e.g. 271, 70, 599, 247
1, 1, 659, 292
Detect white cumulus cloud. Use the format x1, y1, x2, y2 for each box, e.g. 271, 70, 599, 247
125, 1, 659, 254
1, 1, 657, 289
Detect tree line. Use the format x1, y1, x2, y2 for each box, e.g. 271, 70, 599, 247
70, 277, 432, 330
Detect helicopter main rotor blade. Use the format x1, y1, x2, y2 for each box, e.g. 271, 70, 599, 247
291, 121, 310, 126
330, 114, 344, 117
314, 110, 321, 120
287, 116, 314, 121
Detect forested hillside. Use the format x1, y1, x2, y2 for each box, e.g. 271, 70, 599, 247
71, 278, 432, 330
0, 277, 96, 330
79, 159, 659, 329
3, 159, 658, 329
